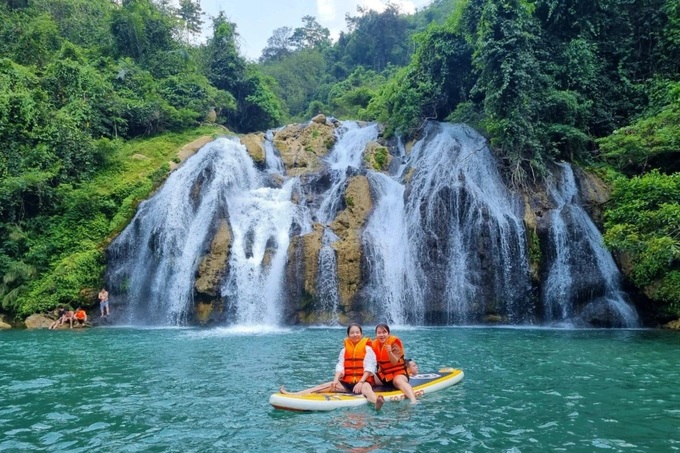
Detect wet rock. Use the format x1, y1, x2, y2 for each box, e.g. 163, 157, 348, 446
330, 176, 372, 308
363, 142, 392, 172
572, 167, 611, 226
273, 121, 337, 177
195, 220, 232, 297
662, 318, 680, 329
240, 132, 266, 165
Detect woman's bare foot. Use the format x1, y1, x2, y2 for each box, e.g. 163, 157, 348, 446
375, 395, 385, 410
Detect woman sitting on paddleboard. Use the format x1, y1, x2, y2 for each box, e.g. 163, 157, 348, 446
330, 323, 385, 410
372, 323, 418, 404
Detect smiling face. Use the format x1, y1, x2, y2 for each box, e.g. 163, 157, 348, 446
347, 325, 363, 344
375, 326, 390, 343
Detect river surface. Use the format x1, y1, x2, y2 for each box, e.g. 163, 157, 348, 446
1, 327, 679, 452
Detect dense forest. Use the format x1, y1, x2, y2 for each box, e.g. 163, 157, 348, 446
1, 0, 679, 323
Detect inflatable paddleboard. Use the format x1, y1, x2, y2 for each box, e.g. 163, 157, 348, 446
269, 367, 463, 411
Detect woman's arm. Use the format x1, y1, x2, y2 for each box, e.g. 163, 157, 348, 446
331, 348, 345, 390
387, 338, 403, 364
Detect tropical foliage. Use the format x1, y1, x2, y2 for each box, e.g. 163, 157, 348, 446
0, 0, 273, 318
2, 0, 680, 320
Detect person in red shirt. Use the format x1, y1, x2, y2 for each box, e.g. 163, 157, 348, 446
74, 307, 87, 326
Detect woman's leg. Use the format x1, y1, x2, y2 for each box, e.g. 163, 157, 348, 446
392, 375, 418, 404
360, 383, 384, 410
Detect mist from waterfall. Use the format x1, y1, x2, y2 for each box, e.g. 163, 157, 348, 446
542, 163, 639, 327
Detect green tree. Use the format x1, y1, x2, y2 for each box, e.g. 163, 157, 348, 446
260, 48, 326, 119
259, 26, 294, 63
203, 13, 281, 131
290, 15, 331, 50
341, 4, 413, 72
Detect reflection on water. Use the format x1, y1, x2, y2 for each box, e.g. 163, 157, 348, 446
0, 328, 679, 452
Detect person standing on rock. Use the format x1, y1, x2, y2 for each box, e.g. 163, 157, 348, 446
98, 288, 110, 317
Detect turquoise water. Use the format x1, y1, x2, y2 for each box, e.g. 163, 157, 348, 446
1, 327, 679, 452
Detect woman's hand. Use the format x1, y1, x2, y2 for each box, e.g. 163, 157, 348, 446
388, 344, 402, 357
352, 381, 364, 394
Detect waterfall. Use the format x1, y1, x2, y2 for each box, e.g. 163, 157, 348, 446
220, 179, 300, 325
363, 172, 423, 325
311, 122, 379, 323
316, 122, 379, 224
316, 229, 341, 325
106, 120, 640, 328
107, 137, 303, 326
264, 129, 285, 175
542, 163, 639, 327
402, 123, 531, 324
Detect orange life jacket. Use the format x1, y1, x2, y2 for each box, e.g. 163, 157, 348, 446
342, 337, 374, 385
372, 335, 407, 382
75, 310, 86, 320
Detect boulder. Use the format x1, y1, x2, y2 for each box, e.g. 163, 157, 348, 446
170, 135, 216, 170
273, 121, 337, 177
205, 107, 217, 124
662, 318, 680, 330
240, 132, 266, 165
311, 114, 326, 124
24, 314, 53, 329
363, 141, 392, 172
0, 314, 11, 329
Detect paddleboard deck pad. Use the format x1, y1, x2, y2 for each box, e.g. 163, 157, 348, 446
270, 367, 463, 411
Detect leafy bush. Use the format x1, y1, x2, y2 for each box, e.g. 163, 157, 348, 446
604, 171, 680, 316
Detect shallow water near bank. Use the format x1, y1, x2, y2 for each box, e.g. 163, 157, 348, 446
1, 327, 679, 452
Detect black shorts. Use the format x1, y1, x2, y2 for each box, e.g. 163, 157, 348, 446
339, 381, 356, 392
378, 373, 409, 388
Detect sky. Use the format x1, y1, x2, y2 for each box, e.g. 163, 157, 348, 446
198, 0, 434, 61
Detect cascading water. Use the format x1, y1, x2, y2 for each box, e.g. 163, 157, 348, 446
107, 138, 257, 324
264, 129, 285, 175
107, 119, 640, 328
363, 172, 423, 325
310, 122, 379, 324
316, 122, 380, 224
542, 163, 639, 327
220, 179, 302, 326
401, 122, 531, 324
315, 229, 341, 324
107, 137, 305, 326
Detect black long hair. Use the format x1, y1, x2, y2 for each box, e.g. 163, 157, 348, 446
375, 323, 390, 334
346, 323, 363, 336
